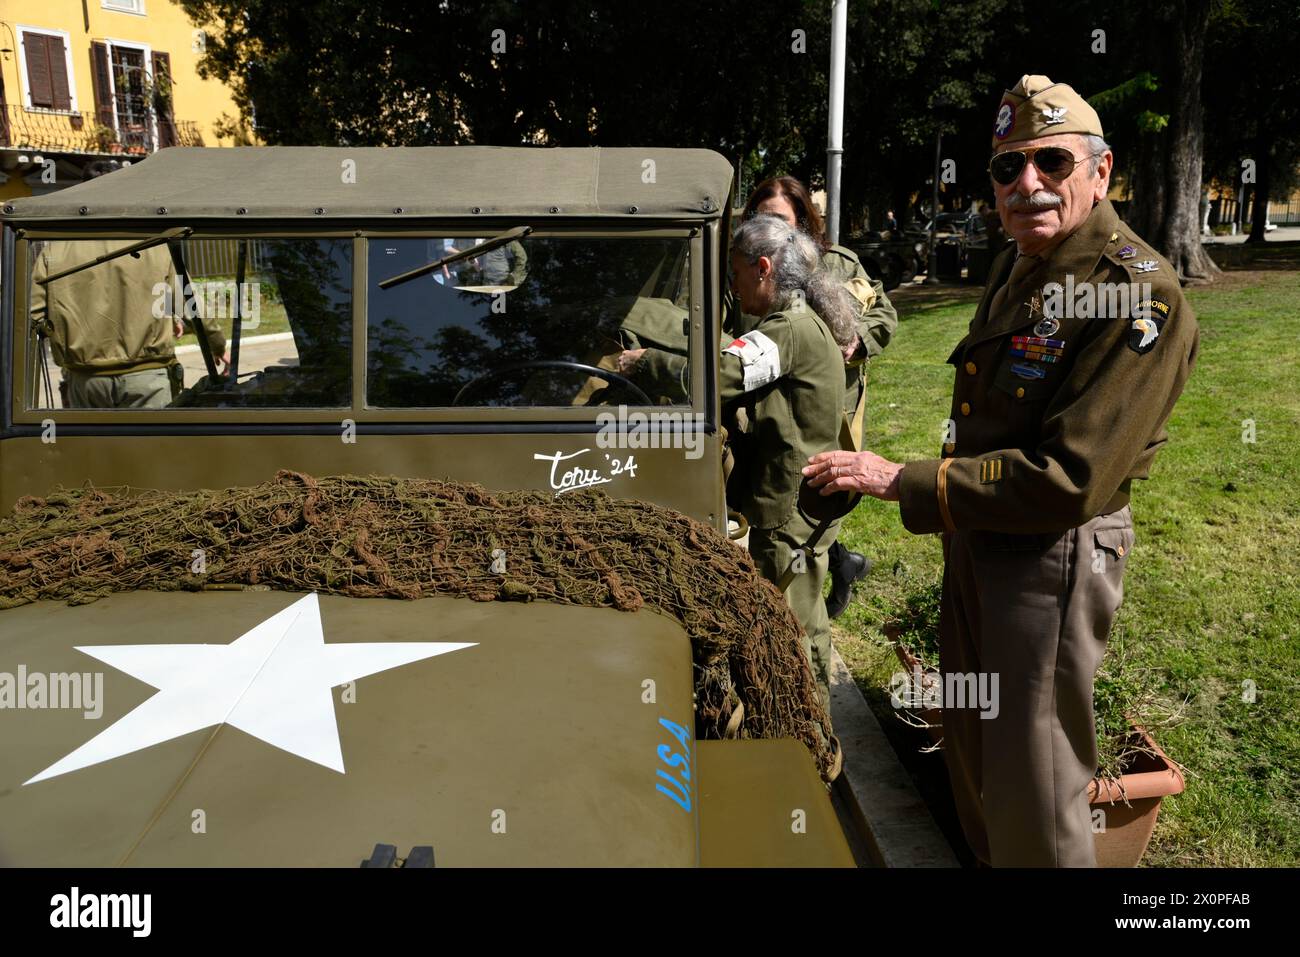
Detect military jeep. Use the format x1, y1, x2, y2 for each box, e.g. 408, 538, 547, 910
0, 147, 857, 867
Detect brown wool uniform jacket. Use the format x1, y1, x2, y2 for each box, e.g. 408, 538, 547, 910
897, 200, 1199, 535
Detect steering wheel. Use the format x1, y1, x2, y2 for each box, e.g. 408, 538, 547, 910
452, 359, 654, 407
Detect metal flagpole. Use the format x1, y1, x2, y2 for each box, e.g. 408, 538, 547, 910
825, 0, 847, 245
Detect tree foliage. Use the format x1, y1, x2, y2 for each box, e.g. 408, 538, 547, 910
181, 0, 1300, 270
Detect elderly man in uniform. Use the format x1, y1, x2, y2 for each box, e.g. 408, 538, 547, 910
803, 75, 1199, 866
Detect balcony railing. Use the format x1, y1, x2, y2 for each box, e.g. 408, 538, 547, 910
0, 104, 204, 155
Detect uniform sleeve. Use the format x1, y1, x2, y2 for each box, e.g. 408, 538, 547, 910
182, 270, 228, 358
719, 313, 800, 405
898, 283, 1199, 535
202, 316, 227, 359
507, 241, 528, 285
30, 248, 48, 324
855, 277, 897, 361
633, 346, 690, 402
828, 248, 897, 362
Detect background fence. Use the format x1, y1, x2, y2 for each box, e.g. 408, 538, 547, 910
185, 239, 268, 278
1210, 195, 1300, 228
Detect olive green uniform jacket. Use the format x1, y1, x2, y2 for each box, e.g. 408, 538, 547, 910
720, 305, 844, 529
819, 244, 897, 361
897, 200, 1199, 534
819, 245, 898, 448
30, 240, 227, 376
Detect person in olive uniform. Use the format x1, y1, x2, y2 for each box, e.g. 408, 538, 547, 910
742, 176, 899, 619
804, 75, 1199, 866
622, 214, 851, 711
31, 240, 228, 409
469, 238, 529, 286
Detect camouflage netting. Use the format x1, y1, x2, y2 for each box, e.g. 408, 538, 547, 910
0, 471, 834, 778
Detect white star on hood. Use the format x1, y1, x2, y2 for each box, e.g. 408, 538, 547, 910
25, 593, 474, 785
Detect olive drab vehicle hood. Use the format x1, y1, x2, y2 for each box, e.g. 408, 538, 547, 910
0, 590, 701, 866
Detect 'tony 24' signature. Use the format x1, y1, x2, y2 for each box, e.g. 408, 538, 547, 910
534, 449, 639, 497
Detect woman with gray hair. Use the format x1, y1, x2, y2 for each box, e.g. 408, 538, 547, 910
716, 212, 852, 715
617, 215, 858, 716
743, 175, 900, 620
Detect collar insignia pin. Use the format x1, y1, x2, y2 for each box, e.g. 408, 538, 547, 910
1134, 259, 1159, 273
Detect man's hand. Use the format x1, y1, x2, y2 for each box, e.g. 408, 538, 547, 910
803, 449, 903, 501
841, 334, 863, 363
616, 348, 646, 375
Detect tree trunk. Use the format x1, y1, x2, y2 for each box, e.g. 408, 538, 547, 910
1159, 0, 1220, 281
1124, 0, 1220, 282
1127, 130, 1164, 242
1246, 135, 1272, 243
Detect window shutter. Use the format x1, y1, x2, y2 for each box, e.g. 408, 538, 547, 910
24, 33, 54, 109
151, 51, 177, 147
48, 35, 72, 111
90, 42, 114, 128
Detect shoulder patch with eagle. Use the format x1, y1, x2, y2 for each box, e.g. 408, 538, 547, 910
1128, 298, 1171, 354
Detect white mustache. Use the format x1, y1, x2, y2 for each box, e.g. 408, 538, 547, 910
1006, 191, 1064, 211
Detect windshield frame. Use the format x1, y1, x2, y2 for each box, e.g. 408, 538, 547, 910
5, 221, 711, 428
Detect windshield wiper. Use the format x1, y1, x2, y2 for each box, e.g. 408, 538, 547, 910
34, 227, 194, 285
377, 226, 532, 290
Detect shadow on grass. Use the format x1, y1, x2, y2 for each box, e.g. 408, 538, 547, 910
1207, 241, 1300, 271
890, 280, 985, 318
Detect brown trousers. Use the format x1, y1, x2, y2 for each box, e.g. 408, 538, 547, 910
939, 506, 1135, 867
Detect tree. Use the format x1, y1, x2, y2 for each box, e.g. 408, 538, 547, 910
179, 0, 831, 194
837, 0, 1014, 231
1201, 0, 1300, 243
1118, 0, 1218, 280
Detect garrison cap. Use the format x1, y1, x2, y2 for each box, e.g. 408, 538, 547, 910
991, 75, 1104, 148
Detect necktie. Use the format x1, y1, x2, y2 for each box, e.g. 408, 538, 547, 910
987, 251, 1045, 322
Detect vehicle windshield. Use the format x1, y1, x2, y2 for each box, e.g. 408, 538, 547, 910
366, 235, 692, 408
24, 233, 693, 412
27, 237, 352, 410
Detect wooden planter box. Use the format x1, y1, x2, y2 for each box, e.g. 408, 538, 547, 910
891, 643, 1184, 866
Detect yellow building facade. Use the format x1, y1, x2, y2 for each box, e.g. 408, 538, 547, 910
0, 0, 251, 200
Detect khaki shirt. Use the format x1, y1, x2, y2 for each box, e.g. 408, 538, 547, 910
721, 305, 844, 529
30, 240, 227, 376
898, 200, 1199, 534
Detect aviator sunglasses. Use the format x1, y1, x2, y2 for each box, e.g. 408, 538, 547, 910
988, 145, 1103, 186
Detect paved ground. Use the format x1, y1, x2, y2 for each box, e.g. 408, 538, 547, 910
829, 648, 958, 867
176, 332, 299, 384
1202, 225, 1300, 243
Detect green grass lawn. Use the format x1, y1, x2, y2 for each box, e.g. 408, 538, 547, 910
832, 269, 1300, 867
174, 275, 292, 347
